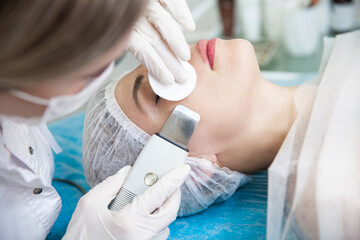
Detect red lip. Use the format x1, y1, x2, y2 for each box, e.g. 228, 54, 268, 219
198, 38, 216, 69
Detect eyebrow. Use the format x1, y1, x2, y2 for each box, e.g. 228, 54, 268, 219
133, 74, 144, 111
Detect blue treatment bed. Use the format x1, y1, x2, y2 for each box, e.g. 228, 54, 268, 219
46, 112, 267, 240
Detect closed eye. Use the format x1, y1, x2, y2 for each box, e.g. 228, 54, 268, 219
133, 74, 144, 111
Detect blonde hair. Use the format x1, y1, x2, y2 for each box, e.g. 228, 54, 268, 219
0, 0, 146, 89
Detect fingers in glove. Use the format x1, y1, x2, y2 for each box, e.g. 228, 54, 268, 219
82, 165, 131, 210
160, 0, 196, 32
152, 189, 181, 219
98, 165, 131, 196
134, 18, 189, 83
136, 164, 190, 214
151, 39, 189, 84
147, 1, 190, 62
126, 30, 174, 84
149, 190, 180, 234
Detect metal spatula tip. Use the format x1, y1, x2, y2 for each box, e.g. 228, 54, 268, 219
159, 105, 200, 149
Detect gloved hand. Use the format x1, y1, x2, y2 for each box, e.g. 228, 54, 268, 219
63, 164, 191, 240
126, 0, 195, 85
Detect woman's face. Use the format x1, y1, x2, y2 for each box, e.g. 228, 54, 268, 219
116, 38, 261, 158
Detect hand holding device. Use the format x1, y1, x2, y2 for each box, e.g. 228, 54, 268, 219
63, 164, 190, 240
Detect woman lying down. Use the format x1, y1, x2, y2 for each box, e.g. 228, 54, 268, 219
82, 38, 297, 216
83, 30, 360, 238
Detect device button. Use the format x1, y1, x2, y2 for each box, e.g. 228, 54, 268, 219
144, 173, 159, 186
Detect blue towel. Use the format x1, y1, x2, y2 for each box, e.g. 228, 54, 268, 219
47, 112, 267, 239
169, 171, 267, 239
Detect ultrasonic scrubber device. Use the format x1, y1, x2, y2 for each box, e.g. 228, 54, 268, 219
109, 105, 200, 211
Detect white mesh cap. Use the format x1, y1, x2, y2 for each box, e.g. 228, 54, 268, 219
83, 75, 251, 216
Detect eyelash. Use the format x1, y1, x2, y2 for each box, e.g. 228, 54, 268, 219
155, 94, 160, 105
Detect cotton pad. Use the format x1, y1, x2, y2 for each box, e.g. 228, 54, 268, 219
148, 62, 197, 101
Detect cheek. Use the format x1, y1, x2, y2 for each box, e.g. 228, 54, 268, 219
187, 124, 215, 154
177, 76, 252, 154
177, 85, 237, 154
186, 108, 239, 155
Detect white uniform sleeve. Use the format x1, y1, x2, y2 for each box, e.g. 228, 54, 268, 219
0, 121, 61, 239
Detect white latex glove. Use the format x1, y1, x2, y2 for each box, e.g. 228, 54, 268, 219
63, 164, 191, 240
126, 0, 195, 85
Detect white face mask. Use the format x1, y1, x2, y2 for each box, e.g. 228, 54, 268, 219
5, 62, 114, 125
